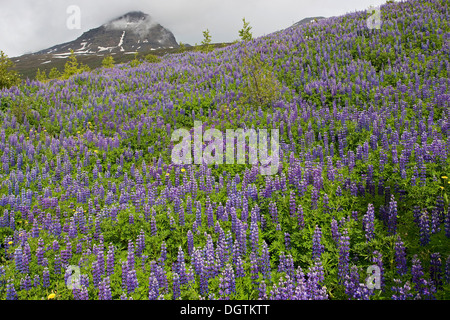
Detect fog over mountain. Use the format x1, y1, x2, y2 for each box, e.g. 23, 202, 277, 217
0, 0, 389, 57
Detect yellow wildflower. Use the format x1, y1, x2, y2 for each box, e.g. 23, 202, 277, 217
181, 168, 185, 172
442, 176, 448, 179
48, 293, 56, 300
8, 241, 13, 245
166, 173, 170, 176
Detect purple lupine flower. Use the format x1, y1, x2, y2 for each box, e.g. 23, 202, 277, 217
269, 201, 279, 225
394, 235, 407, 276
363, 203, 375, 242
430, 208, 441, 234
21, 274, 32, 291
6, 279, 17, 300
148, 273, 159, 300
127, 269, 139, 294
54, 254, 61, 274
250, 253, 259, 285
430, 253, 442, 289
187, 230, 194, 255
43, 267, 50, 287
331, 217, 339, 243
289, 191, 296, 217
150, 216, 157, 236
99, 277, 112, 300
344, 265, 362, 300
391, 279, 413, 300
305, 259, 328, 300
206, 203, 214, 228
387, 195, 397, 235
218, 263, 236, 300
371, 250, 384, 290
445, 206, 450, 238
160, 241, 167, 266
312, 225, 325, 260
136, 229, 146, 257
235, 256, 245, 278
411, 255, 436, 299
33, 274, 40, 287
92, 260, 101, 288
127, 240, 135, 270
249, 220, 259, 254
106, 245, 115, 276
14, 247, 23, 273
338, 228, 350, 284
285, 232, 291, 251
419, 210, 430, 246
176, 246, 187, 285
258, 280, 268, 300
446, 256, 450, 285
311, 186, 319, 210
259, 241, 271, 281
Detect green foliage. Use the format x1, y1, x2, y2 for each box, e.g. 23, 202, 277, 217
102, 55, 115, 68
144, 54, 161, 64
201, 29, 213, 53
0, 51, 21, 89
239, 18, 253, 42
178, 42, 186, 53
48, 67, 61, 79
35, 68, 47, 81
239, 50, 282, 108
129, 52, 142, 67
62, 50, 90, 79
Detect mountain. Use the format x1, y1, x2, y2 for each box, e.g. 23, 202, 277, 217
35, 11, 179, 56
11, 11, 180, 79
291, 16, 326, 28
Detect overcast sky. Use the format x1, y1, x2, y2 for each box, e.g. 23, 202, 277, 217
0, 0, 388, 57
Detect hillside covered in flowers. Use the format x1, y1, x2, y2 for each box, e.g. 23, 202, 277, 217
0, 0, 449, 300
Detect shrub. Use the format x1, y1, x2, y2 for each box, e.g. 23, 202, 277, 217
239, 18, 253, 42
129, 53, 142, 67
102, 55, 115, 68
62, 50, 90, 79
201, 29, 213, 53
239, 49, 281, 108
144, 54, 161, 64
35, 68, 47, 81
0, 51, 21, 89
48, 67, 61, 79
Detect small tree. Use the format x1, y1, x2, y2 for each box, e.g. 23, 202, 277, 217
130, 52, 142, 67
201, 29, 213, 53
239, 18, 253, 42
178, 42, 186, 53
35, 68, 47, 81
0, 51, 21, 89
102, 55, 115, 68
62, 50, 90, 79
48, 67, 61, 79
144, 54, 161, 64
240, 49, 281, 108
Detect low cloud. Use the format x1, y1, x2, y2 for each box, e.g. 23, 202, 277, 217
0, 0, 388, 57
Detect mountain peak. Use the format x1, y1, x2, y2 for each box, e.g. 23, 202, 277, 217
30, 11, 178, 57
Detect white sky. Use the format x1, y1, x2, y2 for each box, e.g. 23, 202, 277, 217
0, 0, 389, 57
